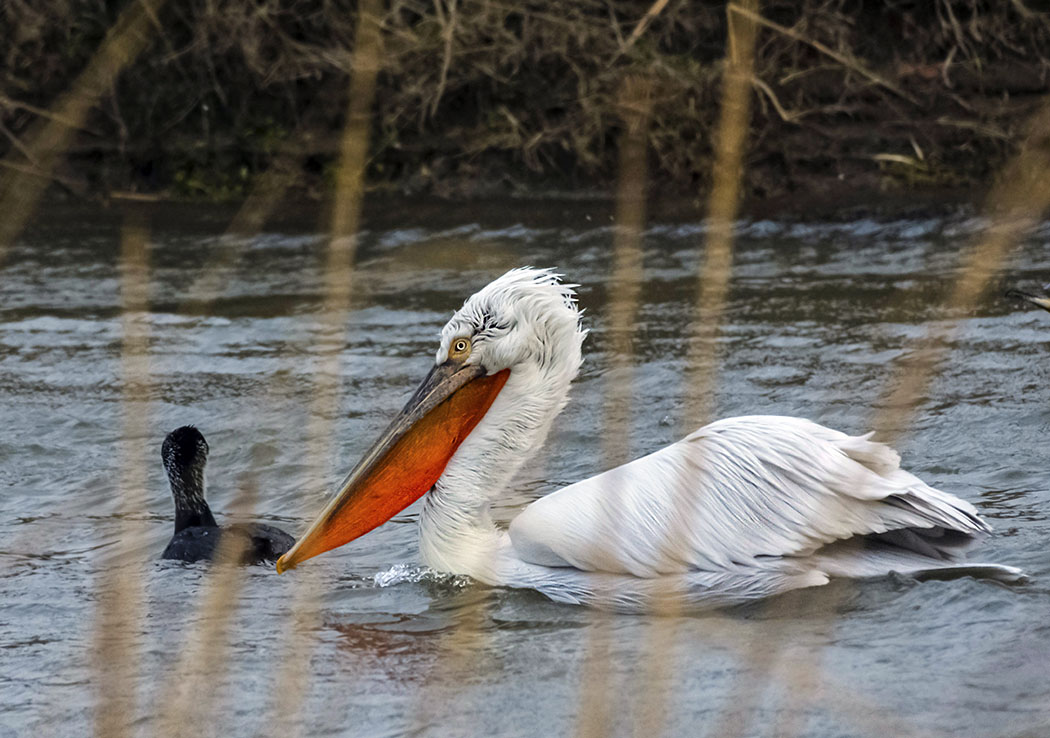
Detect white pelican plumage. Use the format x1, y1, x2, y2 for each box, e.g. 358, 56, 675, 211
277, 268, 1021, 610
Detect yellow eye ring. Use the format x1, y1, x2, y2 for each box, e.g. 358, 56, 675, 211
450, 337, 471, 358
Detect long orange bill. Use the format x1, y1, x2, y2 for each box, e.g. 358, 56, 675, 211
276, 361, 510, 573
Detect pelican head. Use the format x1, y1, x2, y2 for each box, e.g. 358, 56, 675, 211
1007, 286, 1050, 313
277, 268, 585, 573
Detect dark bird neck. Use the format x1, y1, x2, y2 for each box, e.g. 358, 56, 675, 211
174, 499, 217, 532
169, 471, 217, 533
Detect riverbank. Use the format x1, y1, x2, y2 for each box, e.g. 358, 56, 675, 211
22, 187, 1001, 249
4, 1, 1048, 205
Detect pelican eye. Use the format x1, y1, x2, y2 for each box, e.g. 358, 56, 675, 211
449, 337, 472, 360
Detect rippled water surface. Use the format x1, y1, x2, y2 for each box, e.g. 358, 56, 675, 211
2, 201, 1050, 737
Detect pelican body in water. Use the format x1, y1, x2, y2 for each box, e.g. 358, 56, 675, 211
162, 426, 294, 565
277, 269, 1020, 610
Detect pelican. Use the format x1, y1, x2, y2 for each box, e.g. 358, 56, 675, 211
277, 268, 1021, 610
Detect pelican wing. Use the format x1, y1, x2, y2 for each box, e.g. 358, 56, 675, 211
509, 416, 990, 577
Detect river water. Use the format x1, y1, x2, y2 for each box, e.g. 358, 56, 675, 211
1, 201, 1048, 737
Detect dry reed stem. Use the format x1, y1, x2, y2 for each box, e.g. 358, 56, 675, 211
431, 0, 459, 119
615, 6, 760, 737
0, 122, 42, 169
178, 150, 303, 315
575, 76, 652, 738
0, 93, 100, 134
705, 617, 801, 738
723, 605, 913, 738
755, 608, 940, 738
155, 470, 260, 738
672, 0, 758, 567
621, 0, 671, 54
92, 214, 152, 738
875, 100, 1050, 438
603, 76, 652, 475
682, 0, 758, 431
707, 596, 847, 736
224, 152, 303, 235
268, 2, 383, 734
0, 0, 168, 261
0, 158, 90, 194
771, 648, 824, 738
727, 3, 920, 106
700, 29, 918, 736
266, 565, 324, 738
771, 659, 933, 738
705, 635, 784, 738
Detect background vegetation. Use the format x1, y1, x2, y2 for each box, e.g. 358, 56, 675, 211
3, 0, 1049, 202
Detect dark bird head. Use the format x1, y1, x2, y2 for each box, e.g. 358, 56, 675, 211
162, 425, 217, 532
1007, 286, 1050, 314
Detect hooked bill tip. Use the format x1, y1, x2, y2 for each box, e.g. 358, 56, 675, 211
275, 554, 292, 574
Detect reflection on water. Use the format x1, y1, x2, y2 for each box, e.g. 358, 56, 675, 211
1, 202, 1050, 737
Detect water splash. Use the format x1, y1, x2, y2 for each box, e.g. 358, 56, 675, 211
372, 563, 472, 589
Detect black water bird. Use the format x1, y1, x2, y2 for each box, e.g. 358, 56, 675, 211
1007, 286, 1050, 314
161, 426, 294, 564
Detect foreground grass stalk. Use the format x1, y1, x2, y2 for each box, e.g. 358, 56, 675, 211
180, 153, 304, 315
93, 214, 152, 738
683, 0, 757, 430
407, 589, 498, 735
268, 1, 383, 735
0, 0, 168, 261
634, 3, 759, 736
576, 76, 652, 738
876, 100, 1050, 437
155, 473, 259, 737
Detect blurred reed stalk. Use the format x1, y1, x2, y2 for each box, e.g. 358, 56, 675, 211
155, 24, 328, 738
268, 0, 383, 734
602, 76, 652, 468
613, 4, 760, 737
698, 8, 888, 736
682, 0, 758, 430
0, 0, 167, 261
155, 468, 260, 738
92, 214, 152, 738
875, 98, 1050, 438
575, 75, 652, 738
179, 151, 304, 315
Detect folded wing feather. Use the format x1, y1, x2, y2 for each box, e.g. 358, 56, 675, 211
508, 416, 990, 578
